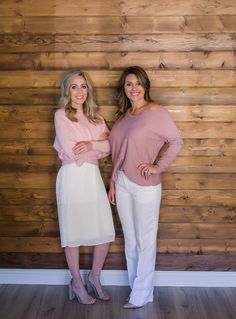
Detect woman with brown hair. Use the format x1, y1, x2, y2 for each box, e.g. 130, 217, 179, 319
108, 66, 183, 308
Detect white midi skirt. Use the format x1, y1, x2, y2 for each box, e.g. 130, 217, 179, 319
56, 162, 115, 247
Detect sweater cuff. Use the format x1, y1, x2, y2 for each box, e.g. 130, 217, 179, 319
91, 140, 110, 153
155, 163, 162, 174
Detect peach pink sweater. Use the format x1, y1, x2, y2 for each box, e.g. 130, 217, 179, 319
53, 109, 110, 166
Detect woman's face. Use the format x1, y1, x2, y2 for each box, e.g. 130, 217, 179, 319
124, 73, 145, 103
69, 75, 88, 109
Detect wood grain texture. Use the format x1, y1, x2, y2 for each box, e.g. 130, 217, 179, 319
1, 221, 236, 239
1, 285, 236, 319
1, 0, 236, 16
0, 138, 236, 156
167, 138, 236, 156
1, 70, 236, 88
2, 16, 236, 35
1, 252, 236, 270
1, 172, 236, 194
1, 121, 235, 139
0, 139, 55, 155
1, 204, 236, 222
1, 87, 236, 105
1, 34, 236, 53
1, 52, 236, 70
0, 155, 235, 173
1, 237, 236, 255
1, 104, 236, 123
0, 0, 235, 271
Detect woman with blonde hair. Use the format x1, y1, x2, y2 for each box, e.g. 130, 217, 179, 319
54, 70, 115, 305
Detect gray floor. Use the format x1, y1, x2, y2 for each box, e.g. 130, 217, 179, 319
0, 285, 236, 319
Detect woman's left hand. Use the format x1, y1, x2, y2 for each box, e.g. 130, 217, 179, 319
138, 163, 159, 179
99, 131, 109, 140
73, 141, 92, 155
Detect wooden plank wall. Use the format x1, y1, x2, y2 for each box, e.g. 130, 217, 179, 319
0, 0, 236, 270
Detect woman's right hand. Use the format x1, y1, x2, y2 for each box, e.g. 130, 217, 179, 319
73, 141, 92, 155
108, 187, 116, 205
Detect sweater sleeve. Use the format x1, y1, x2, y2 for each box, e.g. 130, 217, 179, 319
155, 109, 183, 173
91, 119, 111, 155
53, 110, 79, 161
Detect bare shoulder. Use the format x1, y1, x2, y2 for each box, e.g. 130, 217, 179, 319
149, 102, 162, 110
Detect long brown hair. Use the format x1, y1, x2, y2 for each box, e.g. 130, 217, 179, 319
117, 66, 153, 118
59, 70, 102, 124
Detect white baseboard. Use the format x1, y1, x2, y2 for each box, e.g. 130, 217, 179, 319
0, 269, 236, 287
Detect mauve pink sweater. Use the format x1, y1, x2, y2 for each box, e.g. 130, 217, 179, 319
53, 109, 110, 166
109, 107, 183, 187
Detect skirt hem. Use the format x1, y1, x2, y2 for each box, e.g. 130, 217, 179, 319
61, 235, 115, 248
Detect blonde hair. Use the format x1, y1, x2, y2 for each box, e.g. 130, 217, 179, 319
59, 70, 102, 124
117, 66, 153, 119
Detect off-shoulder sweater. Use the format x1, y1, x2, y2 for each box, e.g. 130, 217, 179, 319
109, 107, 183, 187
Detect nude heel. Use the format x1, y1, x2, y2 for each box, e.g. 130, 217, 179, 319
68, 279, 96, 305
85, 277, 93, 294
68, 280, 75, 300
85, 272, 111, 301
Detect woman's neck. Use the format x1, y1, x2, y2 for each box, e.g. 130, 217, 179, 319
71, 103, 83, 112
129, 100, 148, 114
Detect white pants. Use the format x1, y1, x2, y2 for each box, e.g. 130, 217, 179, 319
115, 171, 162, 307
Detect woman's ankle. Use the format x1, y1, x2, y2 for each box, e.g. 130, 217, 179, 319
90, 270, 101, 279
72, 277, 84, 289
